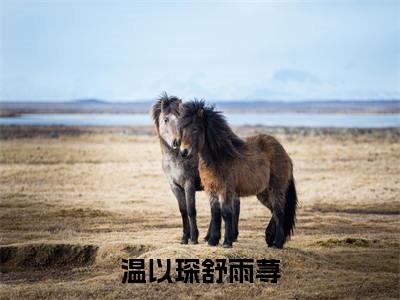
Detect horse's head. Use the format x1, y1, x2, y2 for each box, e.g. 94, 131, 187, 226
177, 100, 207, 158
178, 99, 244, 162
151, 92, 182, 150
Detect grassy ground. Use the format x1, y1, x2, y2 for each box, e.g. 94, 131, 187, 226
0, 126, 399, 299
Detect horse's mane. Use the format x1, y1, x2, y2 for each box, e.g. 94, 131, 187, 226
180, 99, 245, 164
151, 92, 181, 128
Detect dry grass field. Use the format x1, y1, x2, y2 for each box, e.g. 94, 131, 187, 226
0, 126, 399, 299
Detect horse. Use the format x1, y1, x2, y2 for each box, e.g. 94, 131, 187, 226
151, 93, 241, 245
176, 99, 298, 248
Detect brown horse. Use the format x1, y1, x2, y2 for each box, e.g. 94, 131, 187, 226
177, 100, 297, 248
151, 93, 241, 245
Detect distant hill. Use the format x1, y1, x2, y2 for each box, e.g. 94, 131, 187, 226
0, 99, 399, 115
72, 99, 108, 104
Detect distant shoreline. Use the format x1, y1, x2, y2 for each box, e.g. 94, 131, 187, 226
1, 125, 399, 141
1, 99, 399, 115
1, 113, 399, 128
0, 112, 22, 118
1, 111, 400, 117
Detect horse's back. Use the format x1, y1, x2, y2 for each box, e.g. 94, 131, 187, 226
245, 134, 293, 188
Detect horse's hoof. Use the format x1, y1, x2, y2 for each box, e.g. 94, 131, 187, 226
223, 243, 233, 248
190, 240, 198, 245
271, 243, 283, 249
266, 239, 274, 247
207, 239, 219, 246
180, 239, 189, 245
233, 238, 238, 242
265, 235, 275, 247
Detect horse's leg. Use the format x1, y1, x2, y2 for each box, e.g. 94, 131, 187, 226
271, 192, 286, 249
204, 193, 214, 242
170, 182, 190, 244
204, 192, 220, 243
257, 188, 275, 247
221, 190, 234, 248
204, 220, 212, 242
233, 196, 240, 242
265, 218, 276, 247
206, 192, 222, 246
184, 181, 199, 244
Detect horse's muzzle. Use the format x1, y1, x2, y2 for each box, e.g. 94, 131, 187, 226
172, 139, 180, 150
180, 148, 189, 158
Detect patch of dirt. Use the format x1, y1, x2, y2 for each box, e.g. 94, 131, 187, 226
314, 238, 379, 247
309, 203, 400, 215
52, 208, 113, 218
0, 244, 99, 272
122, 244, 154, 257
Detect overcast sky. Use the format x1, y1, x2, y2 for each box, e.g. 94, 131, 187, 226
1, 0, 399, 101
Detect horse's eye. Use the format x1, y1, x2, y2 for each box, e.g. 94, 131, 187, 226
193, 128, 198, 133
164, 117, 169, 123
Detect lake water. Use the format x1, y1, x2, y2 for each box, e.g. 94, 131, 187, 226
0, 113, 399, 128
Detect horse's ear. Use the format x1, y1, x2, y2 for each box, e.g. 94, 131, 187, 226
160, 99, 166, 113
177, 99, 183, 112
197, 108, 204, 119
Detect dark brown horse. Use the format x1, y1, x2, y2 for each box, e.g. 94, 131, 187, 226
151, 94, 241, 245
177, 100, 297, 248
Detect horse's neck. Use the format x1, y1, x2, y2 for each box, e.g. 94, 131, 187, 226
199, 148, 221, 173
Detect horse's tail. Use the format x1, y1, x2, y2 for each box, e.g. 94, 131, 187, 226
283, 176, 298, 241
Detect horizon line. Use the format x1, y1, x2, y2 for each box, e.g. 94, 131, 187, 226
1, 98, 400, 104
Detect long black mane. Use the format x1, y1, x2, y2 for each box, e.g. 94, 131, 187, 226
180, 100, 245, 165
151, 92, 181, 128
